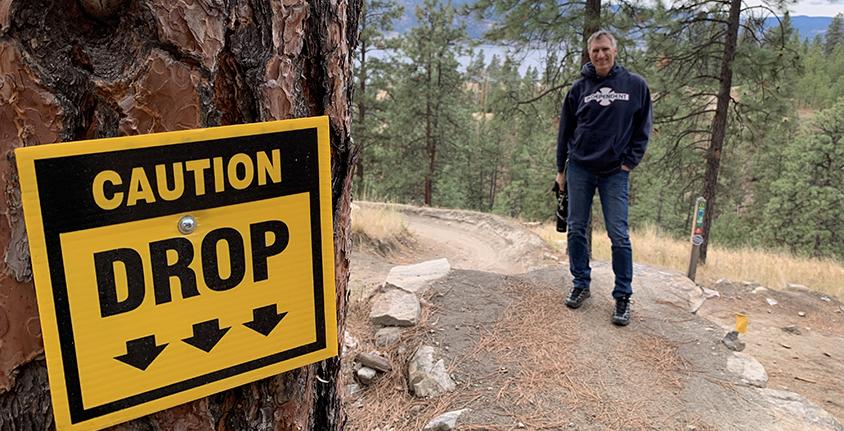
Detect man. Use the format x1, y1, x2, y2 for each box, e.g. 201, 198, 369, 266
555, 30, 652, 326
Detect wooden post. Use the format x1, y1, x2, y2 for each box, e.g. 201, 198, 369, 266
687, 197, 706, 281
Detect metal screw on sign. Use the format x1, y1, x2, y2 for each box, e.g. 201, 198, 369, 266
178, 215, 197, 235
687, 197, 706, 281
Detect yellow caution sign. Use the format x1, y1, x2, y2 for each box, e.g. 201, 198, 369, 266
15, 117, 337, 431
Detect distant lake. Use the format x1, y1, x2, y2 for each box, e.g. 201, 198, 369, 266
458, 44, 550, 74
366, 44, 550, 76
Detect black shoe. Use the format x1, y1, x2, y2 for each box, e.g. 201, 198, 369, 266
565, 287, 591, 309
612, 297, 631, 326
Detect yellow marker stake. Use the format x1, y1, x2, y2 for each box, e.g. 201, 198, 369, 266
735, 312, 749, 334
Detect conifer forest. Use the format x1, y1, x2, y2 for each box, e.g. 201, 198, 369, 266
352, 0, 844, 261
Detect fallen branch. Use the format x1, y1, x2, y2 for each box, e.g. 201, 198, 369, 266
794, 376, 817, 384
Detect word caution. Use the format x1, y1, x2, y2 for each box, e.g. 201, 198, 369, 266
92, 150, 282, 210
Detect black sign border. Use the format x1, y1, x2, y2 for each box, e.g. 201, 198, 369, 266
33, 128, 327, 424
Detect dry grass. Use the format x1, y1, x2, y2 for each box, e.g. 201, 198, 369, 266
534, 223, 844, 301
344, 292, 479, 431
351, 204, 413, 256
343, 299, 433, 430
470, 282, 579, 411
351, 204, 406, 243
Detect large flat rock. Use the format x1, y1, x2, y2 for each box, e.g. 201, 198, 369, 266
385, 258, 451, 294
759, 389, 844, 431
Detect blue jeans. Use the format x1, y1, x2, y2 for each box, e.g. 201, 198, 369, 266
566, 161, 633, 299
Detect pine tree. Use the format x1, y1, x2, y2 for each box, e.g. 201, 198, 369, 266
366, 0, 471, 206
762, 98, 844, 258
492, 66, 559, 220
644, 0, 795, 260
796, 21, 844, 109
354, 0, 404, 192
824, 13, 844, 52
469, 0, 630, 103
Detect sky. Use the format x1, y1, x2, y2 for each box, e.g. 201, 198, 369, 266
769, 0, 842, 16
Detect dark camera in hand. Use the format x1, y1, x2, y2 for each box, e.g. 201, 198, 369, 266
552, 181, 568, 233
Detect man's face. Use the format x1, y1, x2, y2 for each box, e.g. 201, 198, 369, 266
589, 36, 617, 77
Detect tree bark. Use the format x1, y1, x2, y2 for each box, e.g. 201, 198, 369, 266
356, 11, 367, 188
424, 50, 434, 206
581, 0, 601, 65
580, 0, 601, 258
700, 0, 740, 263
0, 0, 360, 429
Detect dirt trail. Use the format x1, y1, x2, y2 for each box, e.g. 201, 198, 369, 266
346, 203, 844, 431
347, 203, 558, 301
404, 212, 519, 274
403, 219, 554, 276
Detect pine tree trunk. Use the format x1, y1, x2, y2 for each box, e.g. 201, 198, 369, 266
355, 15, 367, 188
0, 0, 360, 429
581, 0, 601, 65
580, 1, 600, 257
700, 0, 740, 263
424, 53, 434, 206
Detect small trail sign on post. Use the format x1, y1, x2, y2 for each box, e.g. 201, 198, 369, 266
687, 197, 707, 281
15, 117, 337, 431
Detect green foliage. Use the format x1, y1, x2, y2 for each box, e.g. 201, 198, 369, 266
761, 98, 844, 259
794, 40, 844, 109
490, 67, 559, 219
825, 13, 844, 52
352, 0, 844, 262
353, 0, 405, 194
362, 0, 474, 206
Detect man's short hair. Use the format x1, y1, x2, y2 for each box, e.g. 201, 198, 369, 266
587, 30, 617, 49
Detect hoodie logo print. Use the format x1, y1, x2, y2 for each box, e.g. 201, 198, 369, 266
584, 87, 630, 106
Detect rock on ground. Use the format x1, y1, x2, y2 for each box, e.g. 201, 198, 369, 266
357, 367, 377, 385
385, 258, 451, 294
375, 327, 402, 348
727, 352, 768, 387
422, 409, 468, 431
628, 264, 707, 313
408, 346, 456, 398
370, 288, 420, 326
356, 352, 392, 373
786, 283, 810, 293
346, 383, 362, 396
782, 325, 802, 335
759, 388, 844, 431
722, 330, 746, 351
343, 330, 359, 355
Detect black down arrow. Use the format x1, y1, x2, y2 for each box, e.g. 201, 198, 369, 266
115, 335, 167, 370
183, 319, 230, 352
244, 304, 287, 336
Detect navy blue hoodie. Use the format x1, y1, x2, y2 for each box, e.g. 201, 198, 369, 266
556, 63, 652, 175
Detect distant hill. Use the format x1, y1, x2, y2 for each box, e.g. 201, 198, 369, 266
780, 15, 834, 40
391, 0, 833, 41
